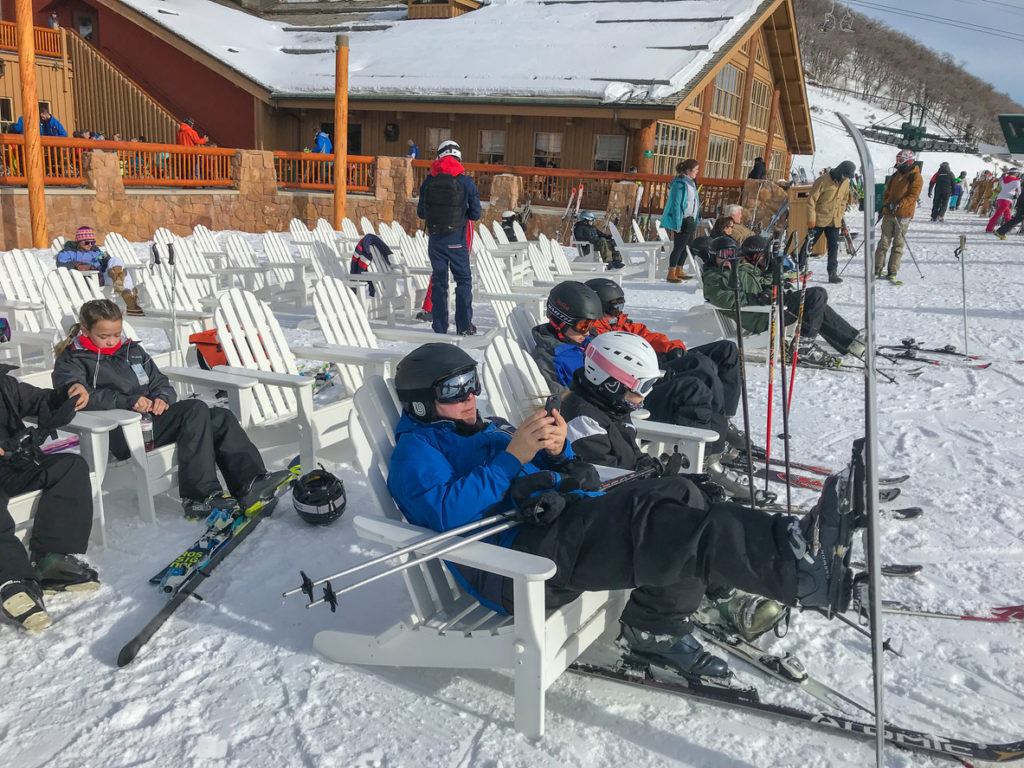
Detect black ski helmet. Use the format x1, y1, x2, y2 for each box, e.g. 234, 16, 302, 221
293, 468, 346, 525
740, 235, 770, 267
546, 281, 602, 333
710, 235, 740, 263
689, 236, 713, 269
584, 277, 625, 316
395, 342, 478, 420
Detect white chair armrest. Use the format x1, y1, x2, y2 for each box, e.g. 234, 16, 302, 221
213, 365, 309, 389
162, 366, 258, 391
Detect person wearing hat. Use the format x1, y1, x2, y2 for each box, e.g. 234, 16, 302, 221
928, 162, 956, 222
417, 139, 482, 336
874, 150, 922, 283
55, 227, 145, 316
803, 160, 856, 283
573, 210, 623, 269
175, 117, 207, 147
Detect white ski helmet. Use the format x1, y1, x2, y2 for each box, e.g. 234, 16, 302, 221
896, 149, 915, 166
584, 332, 664, 399
437, 139, 462, 160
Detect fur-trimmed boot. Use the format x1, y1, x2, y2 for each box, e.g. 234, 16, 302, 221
108, 265, 127, 293
121, 288, 145, 317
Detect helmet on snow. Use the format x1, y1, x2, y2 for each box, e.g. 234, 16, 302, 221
395, 343, 479, 420
546, 281, 603, 335
583, 332, 663, 407
584, 277, 625, 317
437, 139, 462, 160
293, 468, 347, 526
578, 210, 596, 223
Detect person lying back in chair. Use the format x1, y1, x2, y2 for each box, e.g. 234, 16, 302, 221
55, 226, 145, 317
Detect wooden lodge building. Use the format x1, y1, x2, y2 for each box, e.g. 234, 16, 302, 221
4, 0, 814, 181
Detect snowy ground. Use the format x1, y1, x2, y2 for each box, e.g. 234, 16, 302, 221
4, 171, 1024, 766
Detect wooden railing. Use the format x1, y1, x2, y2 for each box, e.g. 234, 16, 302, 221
273, 152, 375, 192
0, 21, 62, 57
0, 135, 234, 187
411, 160, 745, 217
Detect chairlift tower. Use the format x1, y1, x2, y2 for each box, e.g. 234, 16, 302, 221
860, 102, 978, 153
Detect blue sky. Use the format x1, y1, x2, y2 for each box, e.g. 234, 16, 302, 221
839, 0, 1024, 105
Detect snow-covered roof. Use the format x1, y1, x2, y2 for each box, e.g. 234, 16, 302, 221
110, 0, 769, 105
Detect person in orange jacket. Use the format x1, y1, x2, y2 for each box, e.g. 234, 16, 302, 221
585, 277, 744, 451
175, 117, 207, 147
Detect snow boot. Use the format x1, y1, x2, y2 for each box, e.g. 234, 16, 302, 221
714, 589, 788, 642
827, 271, 843, 284
182, 492, 240, 524
666, 267, 683, 284
607, 259, 625, 271
240, 468, 297, 518
0, 579, 50, 631
724, 421, 748, 454
788, 467, 863, 615
618, 622, 730, 679
121, 288, 145, 317
32, 553, 100, 594
108, 265, 127, 293
459, 325, 478, 337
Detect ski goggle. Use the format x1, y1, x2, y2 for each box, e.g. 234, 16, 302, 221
632, 376, 659, 397
435, 368, 481, 404
715, 247, 738, 262
607, 299, 625, 316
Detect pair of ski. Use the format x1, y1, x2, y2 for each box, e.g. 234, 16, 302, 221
570, 619, 1024, 764
877, 348, 992, 370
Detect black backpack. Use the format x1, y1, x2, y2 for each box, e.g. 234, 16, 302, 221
421, 173, 465, 236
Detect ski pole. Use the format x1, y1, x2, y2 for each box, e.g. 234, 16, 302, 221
954, 234, 968, 356
763, 284, 779, 496
728, 258, 757, 504
772, 251, 793, 514
786, 270, 809, 412
901, 234, 925, 278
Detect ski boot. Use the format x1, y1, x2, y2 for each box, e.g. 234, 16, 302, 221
714, 590, 789, 642
828, 271, 843, 284
789, 468, 864, 616
794, 338, 842, 368
0, 579, 50, 631
845, 329, 867, 358
885, 273, 903, 286
183, 492, 240, 527
704, 458, 755, 502
240, 468, 298, 517
32, 553, 100, 594
618, 622, 730, 679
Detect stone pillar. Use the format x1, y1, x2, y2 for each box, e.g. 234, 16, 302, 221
231, 149, 278, 232
82, 150, 127, 238
605, 181, 639, 234
374, 156, 414, 224
485, 173, 522, 226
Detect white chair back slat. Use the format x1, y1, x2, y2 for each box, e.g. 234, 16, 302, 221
512, 221, 530, 243
359, 216, 376, 236
483, 335, 550, 424
525, 244, 555, 283
492, 220, 510, 245
103, 232, 144, 268
341, 218, 361, 241
290, 218, 315, 245
153, 227, 176, 246
312, 277, 379, 396
2, 249, 46, 304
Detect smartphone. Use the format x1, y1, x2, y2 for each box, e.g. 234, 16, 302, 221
544, 394, 560, 416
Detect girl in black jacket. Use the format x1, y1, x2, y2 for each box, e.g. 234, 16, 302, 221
0, 366, 96, 631
51, 300, 292, 522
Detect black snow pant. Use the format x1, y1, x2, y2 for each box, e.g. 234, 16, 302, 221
803, 226, 841, 275
0, 453, 92, 584
783, 287, 858, 354
110, 400, 265, 501
502, 476, 798, 635
931, 193, 950, 221
996, 202, 1024, 236
668, 216, 697, 269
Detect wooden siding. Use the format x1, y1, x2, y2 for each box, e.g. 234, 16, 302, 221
65, 29, 177, 143
0, 48, 75, 133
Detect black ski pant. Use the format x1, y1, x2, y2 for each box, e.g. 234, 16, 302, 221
783, 287, 858, 354
931, 193, 950, 221
996, 203, 1024, 236
688, 340, 741, 417
110, 400, 265, 501
668, 216, 697, 269
803, 226, 841, 274
0, 454, 92, 584
502, 476, 798, 635
647, 355, 728, 455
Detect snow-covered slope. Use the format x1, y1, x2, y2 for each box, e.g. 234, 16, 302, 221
795, 85, 1019, 183
3, 200, 1023, 766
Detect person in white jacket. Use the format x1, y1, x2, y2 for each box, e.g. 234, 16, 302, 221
986, 171, 1021, 232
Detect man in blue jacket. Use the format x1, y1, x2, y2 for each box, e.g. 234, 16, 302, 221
417, 140, 482, 336
312, 128, 332, 154
387, 343, 863, 679
11, 109, 67, 137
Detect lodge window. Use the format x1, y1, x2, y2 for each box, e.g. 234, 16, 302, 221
652, 122, 696, 175
749, 80, 771, 131
741, 143, 765, 177
769, 149, 787, 181
0, 97, 13, 127
705, 134, 736, 179
755, 40, 768, 67
534, 132, 562, 167
479, 130, 505, 164
712, 64, 744, 122
38, 101, 51, 114
593, 134, 626, 172
426, 127, 453, 158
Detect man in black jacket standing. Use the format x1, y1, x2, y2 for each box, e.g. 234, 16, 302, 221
0, 366, 97, 631
417, 140, 483, 336
929, 162, 956, 222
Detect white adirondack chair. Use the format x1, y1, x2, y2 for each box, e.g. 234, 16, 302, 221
340, 217, 362, 242
189, 224, 230, 272
223, 234, 273, 297
263, 231, 311, 307
359, 216, 376, 236
475, 248, 548, 326
0, 249, 55, 367
488, 334, 719, 473
608, 221, 664, 281
506, 304, 540, 353
313, 218, 360, 250
523, 244, 556, 286
477, 225, 530, 286
314, 374, 627, 738
538, 234, 612, 284
210, 289, 398, 471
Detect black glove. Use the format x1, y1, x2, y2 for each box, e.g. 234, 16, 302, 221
556, 459, 601, 492
634, 454, 664, 478
884, 202, 898, 214
659, 347, 687, 367
684, 472, 728, 504
510, 469, 594, 526
518, 490, 567, 526
0, 397, 77, 464
753, 289, 774, 306
661, 451, 685, 476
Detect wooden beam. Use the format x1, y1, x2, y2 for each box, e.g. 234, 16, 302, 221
695, 81, 715, 172
333, 35, 348, 227
764, 87, 780, 172
732, 38, 758, 177
16, 0, 46, 248
272, 97, 674, 121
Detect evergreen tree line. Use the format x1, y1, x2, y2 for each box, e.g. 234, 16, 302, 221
794, 0, 1022, 144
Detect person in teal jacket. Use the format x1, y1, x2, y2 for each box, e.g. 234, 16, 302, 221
660, 159, 700, 283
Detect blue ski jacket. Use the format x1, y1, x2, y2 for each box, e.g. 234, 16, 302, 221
313, 131, 333, 154
388, 410, 578, 612
530, 323, 589, 394
660, 175, 699, 232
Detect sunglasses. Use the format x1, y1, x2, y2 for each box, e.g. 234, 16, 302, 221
80, 240, 96, 246
435, 369, 481, 404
